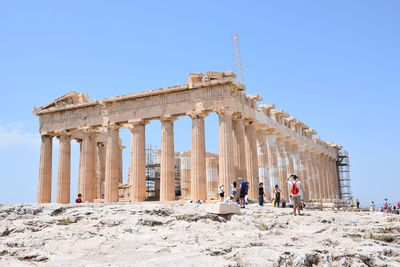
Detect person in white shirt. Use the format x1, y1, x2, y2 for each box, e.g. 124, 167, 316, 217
287, 174, 302, 215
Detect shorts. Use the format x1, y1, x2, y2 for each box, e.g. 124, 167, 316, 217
219, 193, 225, 198
239, 192, 246, 198
293, 196, 301, 207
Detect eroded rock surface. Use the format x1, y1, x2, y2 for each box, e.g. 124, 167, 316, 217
0, 203, 399, 266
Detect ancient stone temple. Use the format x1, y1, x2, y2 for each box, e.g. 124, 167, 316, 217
33, 71, 342, 204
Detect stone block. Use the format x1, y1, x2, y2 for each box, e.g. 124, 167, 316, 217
207, 202, 240, 215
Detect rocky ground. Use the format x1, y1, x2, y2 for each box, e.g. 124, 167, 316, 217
0, 202, 399, 267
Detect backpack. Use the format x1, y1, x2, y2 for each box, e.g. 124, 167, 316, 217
291, 181, 299, 195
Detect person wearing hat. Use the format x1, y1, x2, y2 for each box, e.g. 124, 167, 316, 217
287, 174, 302, 215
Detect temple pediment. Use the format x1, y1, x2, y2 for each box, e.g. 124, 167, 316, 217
33, 92, 88, 114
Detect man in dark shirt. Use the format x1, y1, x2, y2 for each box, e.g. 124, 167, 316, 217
258, 182, 265, 206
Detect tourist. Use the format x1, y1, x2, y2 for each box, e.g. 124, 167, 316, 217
219, 185, 225, 202
287, 174, 302, 216
397, 201, 400, 210
224, 195, 234, 204
370, 201, 375, 212
75, 193, 83, 203
238, 178, 246, 208
356, 199, 360, 209
274, 185, 281, 208
281, 198, 286, 208
244, 182, 250, 205
349, 198, 355, 209
231, 181, 237, 200
258, 182, 265, 206
386, 204, 392, 214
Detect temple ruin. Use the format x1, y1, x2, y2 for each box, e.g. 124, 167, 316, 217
33, 71, 345, 204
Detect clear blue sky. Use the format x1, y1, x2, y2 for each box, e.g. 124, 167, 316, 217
1, 1, 399, 206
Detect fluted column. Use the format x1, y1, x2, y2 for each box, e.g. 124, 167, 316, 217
117, 139, 124, 184
297, 145, 309, 201
303, 149, 316, 201
330, 158, 339, 199
78, 132, 97, 202
275, 135, 289, 200
190, 112, 207, 201
129, 120, 148, 202
217, 110, 235, 194
37, 135, 53, 203
232, 114, 247, 179
160, 116, 176, 202
315, 154, 324, 201
56, 135, 71, 204
256, 127, 271, 200
96, 143, 106, 199
206, 157, 219, 198
104, 127, 120, 202
180, 155, 191, 198
244, 119, 259, 200
266, 131, 279, 199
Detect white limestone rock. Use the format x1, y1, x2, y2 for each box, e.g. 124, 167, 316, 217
207, 202, 241, 215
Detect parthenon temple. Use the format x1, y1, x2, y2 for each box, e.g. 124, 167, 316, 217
33, 71, 344, 204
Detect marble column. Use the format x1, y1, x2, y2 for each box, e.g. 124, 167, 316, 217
160, 117, 176, 202
217, 110, 235, 195
232, 114, 247, 179
266, 131, 279, 200
56, 135, 71, 204
129, 121, 147, 202
330, 158, 339, 199
315, 154, 324, 201
244, 119, 259, 200
117, 139, 124, 184
190, 112, 207, 201
256, 127, 271, 200
96, 143, 106, 199
303, 149, 315, 201
79, 132, 97, 202
206, 157, 219, 198
104, 127, 120, 202
180, 156, 191, 198
275, 135, 289, 201
37, 135, 53, 203
292, 143, 309, 200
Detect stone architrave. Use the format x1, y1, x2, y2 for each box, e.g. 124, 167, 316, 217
37, 135, 53, 203
79, 132, 97, 202
129, 120, 148, 202
256, 127, 271, 200
96, 143, 106, 199
104, 127, 120, 202
189, 111, 207, 201
217, 109, 235, 195
160, 116, 177, 202
232, 114, 247, 180
244, 119, 259, 200
56, 134, 71, 204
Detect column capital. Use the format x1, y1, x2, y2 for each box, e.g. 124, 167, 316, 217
128, 119, 150, 126
231, 112, 243, 120
215, 108, 234, 116
187, 110, 209, 119
160, 115, 178, 122
242, 117, 256, 126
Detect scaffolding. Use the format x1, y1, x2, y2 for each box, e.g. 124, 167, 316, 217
336, 149, 352, 201
145, 144, 182, 200
146, 144, 160, 200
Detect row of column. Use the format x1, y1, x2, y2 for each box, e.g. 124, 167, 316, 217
38, 110, 339, 203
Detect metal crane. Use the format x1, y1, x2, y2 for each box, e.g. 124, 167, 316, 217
231, 33, 244, 84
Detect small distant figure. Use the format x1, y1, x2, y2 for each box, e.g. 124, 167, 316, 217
231, 181, 237, 199
356, 199, 360, 209
219, 185, 225, 202
274, 185, 281, 208
75, 193, 83, 203
224, 195, 234, 204
244, 182, 249, 205
258, 182, 265, 206
349, 198, 355, 209
287, 174, 302, 216
238, 178, 246, 208
281, 199, 286, 208
397, 201, 400, 210
370, 201, 375, 212
386, 204, 393, 214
